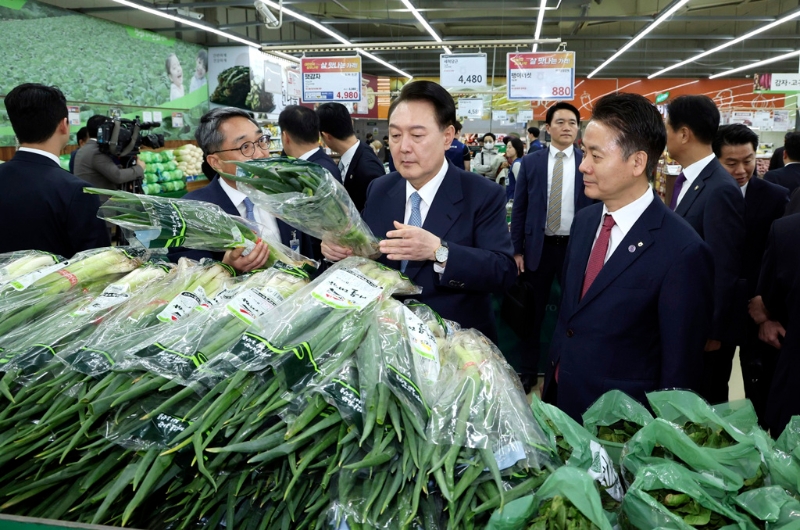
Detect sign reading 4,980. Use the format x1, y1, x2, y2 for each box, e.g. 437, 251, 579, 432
301, 56, 362, 102
440, 54, 487, 89
506, 52, 576, 101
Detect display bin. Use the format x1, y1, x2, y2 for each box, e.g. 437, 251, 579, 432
0, 515, 137, 530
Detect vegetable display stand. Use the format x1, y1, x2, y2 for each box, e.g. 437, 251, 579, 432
0, 515, 138, 530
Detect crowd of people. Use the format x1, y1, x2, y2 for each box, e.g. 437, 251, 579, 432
0, 80, 797, 439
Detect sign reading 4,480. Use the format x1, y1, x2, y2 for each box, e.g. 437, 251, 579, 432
507, 52, 576, 101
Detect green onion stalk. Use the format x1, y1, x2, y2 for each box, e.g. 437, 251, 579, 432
85, 187, 317, 270
224, 157, 381, 259
0, 250, 64, 286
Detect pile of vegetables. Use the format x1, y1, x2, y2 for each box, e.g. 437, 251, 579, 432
138, 150, 185, 195
174, 143, 204, 176
210, 66, 251, 108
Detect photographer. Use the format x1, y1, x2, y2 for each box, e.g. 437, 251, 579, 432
74, 114, 145, 192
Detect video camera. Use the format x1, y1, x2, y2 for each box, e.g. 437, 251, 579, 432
97, 117, 165, 166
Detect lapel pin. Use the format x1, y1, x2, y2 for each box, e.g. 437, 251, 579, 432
694, 185, 699, 190
628, 245, 636, 253
637, 241, 643, 247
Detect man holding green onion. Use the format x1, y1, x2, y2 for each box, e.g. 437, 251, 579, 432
322, 81, 516, 340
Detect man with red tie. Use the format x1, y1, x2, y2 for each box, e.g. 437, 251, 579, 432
542, 93, 714, 421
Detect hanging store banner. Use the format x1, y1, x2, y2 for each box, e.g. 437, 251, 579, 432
440, 53, 487, 89
753, 111, 773, 130
301, 56, 362, 102
492, 110, 508, 121
457, 98, 484, 118
287, 69, 302, 99
518, 109, 533, 122
507, 51, 575, 100
731, 111, 755, 126
754, 73, 800, 93
773, 110, 790, 131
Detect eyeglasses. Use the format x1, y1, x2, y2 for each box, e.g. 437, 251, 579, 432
211, 134, 271, 157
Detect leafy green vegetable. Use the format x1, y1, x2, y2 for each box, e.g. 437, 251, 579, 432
528, 495, 600, 530
597, 420, 641, 445
648, 488, 734, 529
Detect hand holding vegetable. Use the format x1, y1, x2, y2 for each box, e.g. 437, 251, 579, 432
321, 239, 353, 262
380, 221, 441, 263
223, 240, 269, 273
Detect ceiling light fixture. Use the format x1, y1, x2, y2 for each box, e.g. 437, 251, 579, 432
398, 0, 451, 54
532, 0, 547, 52
257, 0, 413, 77
110, 0, 259, 47
642, 79, 698, 97
710, 49, 800, 79
588, 0, 689, 79
650, 8, 800, 78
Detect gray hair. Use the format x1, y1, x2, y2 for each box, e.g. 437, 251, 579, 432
195, 107, 261, 154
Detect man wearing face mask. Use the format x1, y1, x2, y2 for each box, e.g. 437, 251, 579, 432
168, 107, 314, 272
472, 133, 505, 180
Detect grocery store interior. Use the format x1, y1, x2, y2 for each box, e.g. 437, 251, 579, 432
1, 0, 800, 528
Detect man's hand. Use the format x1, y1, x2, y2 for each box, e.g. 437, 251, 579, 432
514, 254, 525, 275
379, 221, 440, 262
748, 295, 769, 324
223, 241, 269, 273
500, 160, 509, 169
321, 240, 352, 262
136, 157, 146, 170
759, 320, 786, 349
704, 339, 722, 352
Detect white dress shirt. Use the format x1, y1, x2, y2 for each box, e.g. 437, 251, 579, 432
218, 177, 281, 243
740, 181, 749, 197
405, 159, 449, 272
298, 147, 321, 161
545, 144, 576, 236
591, 186, 655, 265
18, 147, 61, 166
675, 152, 716, 206
337, 141, 359, 177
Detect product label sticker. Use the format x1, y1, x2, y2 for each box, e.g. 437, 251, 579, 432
402, 307, 440, 384
310, 268, 382, 310
226, 287, 284, 325
9, 260, 70, 290
72, 283, 131, 316
588, 440, 624, 501
157, 286, 209, 322
491, 441, 527, 471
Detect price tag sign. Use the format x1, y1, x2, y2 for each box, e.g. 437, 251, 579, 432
301, 56, 362, 102
457, 98, 484, 118
518, 109, 533, 122
492, 110, 507, 122
287, 69, 302, 99
440, 54, 487, 88
507, 52, 575, 101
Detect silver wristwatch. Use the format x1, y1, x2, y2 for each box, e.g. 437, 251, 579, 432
434, 240, 449, 263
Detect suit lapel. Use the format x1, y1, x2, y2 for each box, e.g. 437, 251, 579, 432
675, 158, 719, 216
347, 143, 363, 180
576, 198, 663, 310
572, 149, 584, 205
209, 177, 240, 217
745, 176, 762, 218
567, 206, 601, 310
535, 151, 549, 211
380, 176, 408, 271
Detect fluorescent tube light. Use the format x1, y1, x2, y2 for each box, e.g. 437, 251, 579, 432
398, 0, 451, 54
710, 49, 800, 79
532, 0, 546, 52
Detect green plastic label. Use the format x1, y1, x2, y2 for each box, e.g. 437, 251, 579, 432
0, 0, 27, 10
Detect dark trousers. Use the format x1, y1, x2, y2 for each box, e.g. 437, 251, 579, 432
700, 343, 736, 405
739, 322, 780, 428
519, 236, 569, 376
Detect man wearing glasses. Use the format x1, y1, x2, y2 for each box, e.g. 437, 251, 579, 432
169, 107, 314, 272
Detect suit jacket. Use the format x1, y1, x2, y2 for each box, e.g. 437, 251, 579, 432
0, 151, 110, 257
757, 213, 800, 437
68, 149, 78, 174
674, 157, 746, 343
73, 140, 143, 191
167, 176, 315, 264
510, 147, 593, 271
768, 147, 785, 172
307, 147, 342, 183
543, 198, 714, 421
527, 139, 543, 155
786, 187, 800, 217
342, 141, 386, 212
361, 163, 517, 340
743, 177, 789, 297
764, 163, 800, 195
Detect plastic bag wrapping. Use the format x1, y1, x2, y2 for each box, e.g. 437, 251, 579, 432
582, 389, 655, 469
486, 467, 614, 530
620, 418, 757, 493
102, 394, 198, 451
621, 462, 758, 530
55, 258, 235, 377
0, 250, 64, 288
531, 395, 624, 508
776, 416, 800, 459
712, 400, 761, 435
734, 486, 800, 529
0, 247, 147, 344
230, 157, 381, 258
193, 257, 419, 392
116, 264, 310, 386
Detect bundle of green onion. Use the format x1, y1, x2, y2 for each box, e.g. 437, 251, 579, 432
85, 187, 317, 270
224, 157, 381, 258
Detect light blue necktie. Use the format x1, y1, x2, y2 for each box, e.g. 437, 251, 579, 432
401, 192, 422, 272
243, 197, 256, 223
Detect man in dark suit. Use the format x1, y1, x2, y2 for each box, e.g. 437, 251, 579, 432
666, 95, 746, 405
168, 107, 313, 271
527, 126, 543, 154
68, 127, 89, 174
786, 187, 800, 216
750, 213, 800, 438
713, 124, 789, 425
316, 102, 385, 212
767, 132, 791, 171
510, 102, 594, 390
278, 105, 341, 182
764, 132, 800, 195
542, 93, 714, 421
321, 81, 516, 340
0, 83, 110, 256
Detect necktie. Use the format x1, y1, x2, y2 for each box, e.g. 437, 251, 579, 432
338, 159, 345, 175
581, 214, 616, 300
669, 172, 687, 211
243, 197, 256, 223
547, 152, 566, 233
401, 192, 422, 273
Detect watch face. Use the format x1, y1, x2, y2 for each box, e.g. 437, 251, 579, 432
435, 246, 448, 262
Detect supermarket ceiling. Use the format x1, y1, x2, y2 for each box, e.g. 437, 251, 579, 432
40, 0, 800, 79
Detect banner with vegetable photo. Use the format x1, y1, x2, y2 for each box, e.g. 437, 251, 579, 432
582, 389, 654, 470
621, 462, 759, 530
0, 0, 209, 146
734, 486, 800, 529
226, 157, 382, 258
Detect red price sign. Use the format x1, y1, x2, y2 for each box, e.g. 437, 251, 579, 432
507, 52, 575, 101
301, 56, 362, 102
